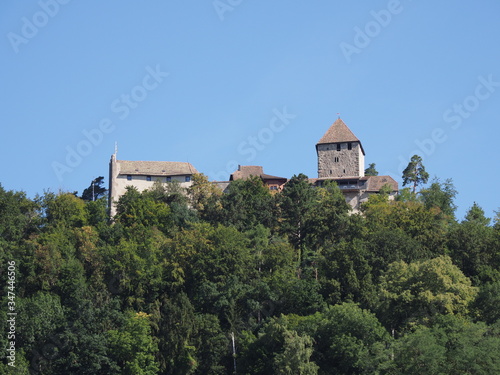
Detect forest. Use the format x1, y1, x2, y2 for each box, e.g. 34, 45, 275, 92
1, 165, 500, 374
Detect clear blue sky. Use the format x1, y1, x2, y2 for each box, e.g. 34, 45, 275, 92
2, 1, 499, 220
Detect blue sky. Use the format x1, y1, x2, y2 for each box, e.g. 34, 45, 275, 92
1, 1, 499, 220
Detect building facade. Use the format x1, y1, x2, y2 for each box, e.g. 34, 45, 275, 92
230, 165, 287, 192
316, 118, 365, 178
107, 118, 397, 215
313, 118, 398, 212
108, 152, 198, 217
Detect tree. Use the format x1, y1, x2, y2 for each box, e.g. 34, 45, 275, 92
464, 202, 491, 226
312, 303, 390, 374
0, 184, 38, 245
81, 176, 107, 202
107, 312, 159, 375
402, 155, 429, 193
143, 180, 197, 228
473, 281, 500, 324
420, 178, 457, 219
306, 180, 350, 249
318, 240, 376, 307
377, 256, 478, 330
42, 192, 88, 228
238, 317, 318, 375
221, 176, 275, 230
389, 316, 500, 374
188, 173, 223, 223
278, 174, 317, 251
115, 186, 172, 234
364, 163, 378, 176
448, 203, 494, 280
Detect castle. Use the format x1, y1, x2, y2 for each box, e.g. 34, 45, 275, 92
108, 118, 398, 215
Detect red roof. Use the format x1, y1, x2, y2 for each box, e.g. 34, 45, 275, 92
317, 118, 361, 144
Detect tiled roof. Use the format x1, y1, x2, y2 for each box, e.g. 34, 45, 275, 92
317, 118, 361, 145
230, 165, 287, 182
364, 175, 398, 192
230, 166, 264, 180
117, 160, 198, 176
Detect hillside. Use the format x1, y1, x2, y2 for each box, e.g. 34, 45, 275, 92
1, 174, 500, 374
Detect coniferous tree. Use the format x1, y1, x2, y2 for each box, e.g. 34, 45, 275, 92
402, 154, 429, 193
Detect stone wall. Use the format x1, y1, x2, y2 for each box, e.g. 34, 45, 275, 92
317, 142, 364, 178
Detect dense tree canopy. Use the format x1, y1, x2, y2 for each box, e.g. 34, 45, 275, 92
1, 173, 499, 374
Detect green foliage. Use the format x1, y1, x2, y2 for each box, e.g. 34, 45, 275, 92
43, 192, 89, 228
278, 174, 317, 250
473, 281, 500, 324
81, 176, 107, 202
402, 154, 429, 193
2, 177, 500, 373
188, 173, 223, 223
239, 317, 318, 374
378, 256, 478, 330
108, 311, 159, 375
364, 163, 378, 176
318, 240, 376, 307
306, 180, 350, 249
420, 178, 457, 219
464, 201, 491, 226
115, 186, 172, 235
388, 316, 500, 374
313, 303, 391, 374
220, 176, 276, 230
448, 204, 494, 280
0, 184, 38, 244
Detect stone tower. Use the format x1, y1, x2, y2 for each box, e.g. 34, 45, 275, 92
316, 118, 365, 178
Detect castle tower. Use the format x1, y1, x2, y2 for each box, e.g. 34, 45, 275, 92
316, 118, 365, 178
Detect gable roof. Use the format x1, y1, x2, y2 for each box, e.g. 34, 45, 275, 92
117, 160, 198, 176
364, 175, 398, 192
230, 165, 287, 182
317, 118, 361, 145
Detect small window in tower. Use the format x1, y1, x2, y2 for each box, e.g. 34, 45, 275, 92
337, 143, 341, 151
348, 143, 352, 150
146, 176, 152, 181
334, 157, 339, 163
166, 177, 172, 182
343, 169, 346, 173
127, 175, 132, 181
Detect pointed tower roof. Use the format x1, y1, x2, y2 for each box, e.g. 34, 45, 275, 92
317, 118, 360, 145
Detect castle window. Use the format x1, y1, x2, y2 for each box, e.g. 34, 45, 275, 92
127, 175, 132, 181
146, 176, 152, 181
348, 142, 352, 150
185, 176, 191, 182
166, 177, 172, 182
336, 143, 341, 151
334, 157, 339, 163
